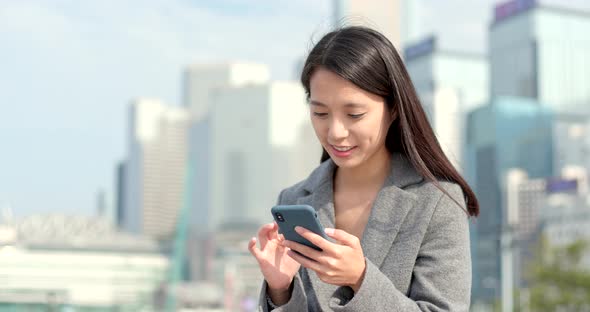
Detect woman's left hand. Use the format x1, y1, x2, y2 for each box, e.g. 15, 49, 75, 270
281, 226, 367, 293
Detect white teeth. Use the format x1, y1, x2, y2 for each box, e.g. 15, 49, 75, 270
333, 146, 354, 152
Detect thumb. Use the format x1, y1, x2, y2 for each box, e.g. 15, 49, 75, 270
324, 228, 359, 247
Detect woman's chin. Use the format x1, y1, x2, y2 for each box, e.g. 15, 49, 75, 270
330, 156, 361, 169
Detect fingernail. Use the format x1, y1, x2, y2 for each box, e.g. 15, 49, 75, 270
295, 226, 303, 233
325, 228, 334, 235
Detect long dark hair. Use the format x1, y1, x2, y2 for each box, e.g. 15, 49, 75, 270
300, 26, 479, 217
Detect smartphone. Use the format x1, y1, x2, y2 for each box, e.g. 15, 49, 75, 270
271, 204, 329, 251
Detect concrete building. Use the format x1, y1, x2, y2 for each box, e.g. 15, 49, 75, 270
124, 98, 191, 240
200, 81, 312, 230
185, 62, 272, 232
501, 169, 546, 311
542, 182, 590, 250
183, 63, 270, 121
501, 168, 587, 311
186, 63, 318, 231
187, 63, 319, 280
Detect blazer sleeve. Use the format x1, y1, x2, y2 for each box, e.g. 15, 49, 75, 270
258, 272, 309, 312
257, 189, 310, 312
328, 183, 472, 312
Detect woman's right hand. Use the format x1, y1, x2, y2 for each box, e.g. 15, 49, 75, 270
248, 222, 301, 291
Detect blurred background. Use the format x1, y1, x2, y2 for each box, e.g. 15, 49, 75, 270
1, 0, 589, 311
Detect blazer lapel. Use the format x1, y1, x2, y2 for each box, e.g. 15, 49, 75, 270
295, 160, 337, 309
295, 153, 422, 299
360, 181, 417, 268
361, 153, 421, 268
297, 160, 336, 230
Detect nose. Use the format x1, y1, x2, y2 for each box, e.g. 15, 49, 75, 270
328, 117, 348, 141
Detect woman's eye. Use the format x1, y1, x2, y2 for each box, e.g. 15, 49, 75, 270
313, 112, 328, 117
349, 113, 366, 119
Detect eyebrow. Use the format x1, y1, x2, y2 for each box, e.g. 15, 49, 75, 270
310, 100, 366, 108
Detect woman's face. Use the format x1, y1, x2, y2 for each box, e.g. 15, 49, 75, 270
309, 68, 394, 169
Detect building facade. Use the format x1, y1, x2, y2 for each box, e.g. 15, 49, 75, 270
490, 0, 590, 114
466, 97, 554, 305
405, 36, 488, 171
0, 215, 168, 311
124, 99, 191, 240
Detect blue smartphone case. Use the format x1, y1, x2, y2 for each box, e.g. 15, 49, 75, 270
271, 204, 328, 251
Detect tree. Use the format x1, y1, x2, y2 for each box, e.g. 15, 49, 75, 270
526, 236, 590, 311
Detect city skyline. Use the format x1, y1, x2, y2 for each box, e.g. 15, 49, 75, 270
0, 0, 331, 216
2, 0, 590, 310
2, 0, 589, 216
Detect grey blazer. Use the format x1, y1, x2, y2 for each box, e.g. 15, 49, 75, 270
258, 153, 472, 311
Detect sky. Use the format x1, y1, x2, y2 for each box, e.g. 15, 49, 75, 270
0, 0, 588, 217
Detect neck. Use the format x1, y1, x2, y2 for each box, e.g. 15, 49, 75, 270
334, 148, 392, 190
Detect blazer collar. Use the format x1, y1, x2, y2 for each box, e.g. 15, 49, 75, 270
296, 152, 422, 268
301, 152, 423, 193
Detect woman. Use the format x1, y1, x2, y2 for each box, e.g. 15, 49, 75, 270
248, 26, 479, 311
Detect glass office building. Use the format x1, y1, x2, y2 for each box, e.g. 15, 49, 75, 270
490, 0, 590, 114
466, 96, 554, 305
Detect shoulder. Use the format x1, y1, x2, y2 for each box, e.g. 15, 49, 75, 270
276, 159, 334, 205
276, 179, 308, 205
407, 180, 465, 207
403, 180, 468, 228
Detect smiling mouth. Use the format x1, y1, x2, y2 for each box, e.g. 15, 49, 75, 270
331, 145, 355, 152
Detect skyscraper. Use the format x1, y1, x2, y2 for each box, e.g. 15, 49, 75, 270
187, 71, 318, 281
466, 97, 554, 305
123, 99, 191, 240
490, 0, 590, 113
194, 81, 311, 231
185, 61, 320, 230
405, 36, 488, 171
184, 62, 319, 283
185, 62, 275, 281
186, 63, 269, 229
115, 161, 126, 229
183, 63, 270, 121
